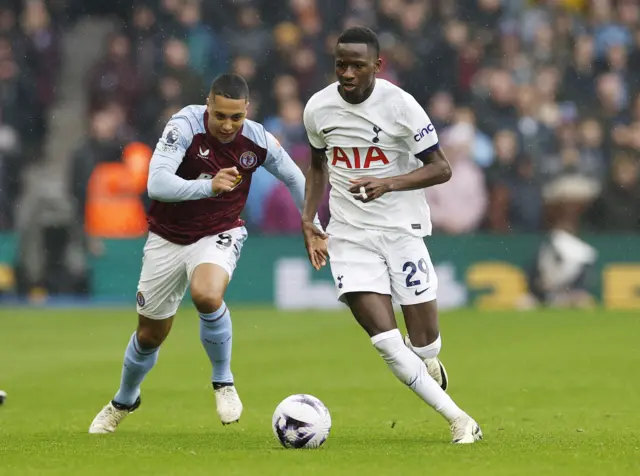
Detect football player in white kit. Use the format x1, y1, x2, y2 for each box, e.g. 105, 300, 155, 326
301, 27, 482, 444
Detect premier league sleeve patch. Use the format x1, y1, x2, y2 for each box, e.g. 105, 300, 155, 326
158, 124, 181, 153
164, 126, 180, 144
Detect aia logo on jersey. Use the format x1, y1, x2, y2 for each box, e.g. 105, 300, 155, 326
239, 151, 257, 169
331, 147, 389, 169
414, 124, 435, 142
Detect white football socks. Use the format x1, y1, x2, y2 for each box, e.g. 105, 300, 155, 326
371, 329, 463, 422
410, 334, 442, 360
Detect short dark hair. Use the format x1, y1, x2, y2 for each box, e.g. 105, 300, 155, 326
337, 27, 380, 57
210, 74, 249, 100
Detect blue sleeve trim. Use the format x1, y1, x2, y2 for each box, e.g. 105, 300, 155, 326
418, 143, 440, 155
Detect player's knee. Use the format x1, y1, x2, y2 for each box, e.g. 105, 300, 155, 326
410, 334, 442, 360
136, 320, 170, 349
191, 288, 223, 314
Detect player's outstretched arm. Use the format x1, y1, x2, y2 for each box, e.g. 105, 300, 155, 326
302, 147, 329, 270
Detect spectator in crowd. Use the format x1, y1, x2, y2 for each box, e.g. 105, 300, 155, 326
69, 106, 125, 236
425, 123, 488, 235
87, 31, 140, 120
0, 125, 22, 230
486, 129, 543, 233
585, 150, 640, 232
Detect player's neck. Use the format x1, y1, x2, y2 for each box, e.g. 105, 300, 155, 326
339, 78, 376, 105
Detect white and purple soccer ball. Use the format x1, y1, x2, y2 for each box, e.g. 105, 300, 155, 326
272, 394, 331, 449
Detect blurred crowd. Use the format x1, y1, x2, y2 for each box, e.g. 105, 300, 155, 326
3, 0, 640, 237
0, 0, 61, 229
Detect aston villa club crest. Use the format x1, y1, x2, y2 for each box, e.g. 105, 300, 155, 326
239, 151, 257, 169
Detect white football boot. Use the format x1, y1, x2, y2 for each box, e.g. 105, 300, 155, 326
214, 384, 243, 425
88, 397, 141, 434
450, 414, 483, 444
404, 335, 449, 391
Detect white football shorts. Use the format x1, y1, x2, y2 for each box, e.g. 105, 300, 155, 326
135, 226, 247, 319
327, 220, 438, 305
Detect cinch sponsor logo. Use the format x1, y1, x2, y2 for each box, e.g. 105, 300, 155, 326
414, 124, 435, 142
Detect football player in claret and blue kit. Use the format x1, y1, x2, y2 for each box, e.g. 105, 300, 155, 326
89, 73, 323, 434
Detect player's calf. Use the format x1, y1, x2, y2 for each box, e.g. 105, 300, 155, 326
113, 325, 164, 407
200, 303, 240, 424
372, 330, 462, 418
199, 302, 234, 383
192, 263, 240, 423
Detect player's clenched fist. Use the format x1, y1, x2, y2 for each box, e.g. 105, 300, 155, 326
212, 167, 241, 194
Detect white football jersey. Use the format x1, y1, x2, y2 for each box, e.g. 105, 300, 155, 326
303, 79, 439, 237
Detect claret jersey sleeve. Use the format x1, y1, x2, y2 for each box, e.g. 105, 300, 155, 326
147, 117, 213, 202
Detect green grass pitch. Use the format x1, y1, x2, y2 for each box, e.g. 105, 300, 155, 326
1, 307, 639, 475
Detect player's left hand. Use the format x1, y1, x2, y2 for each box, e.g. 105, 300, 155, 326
302, 220, 328, 271
349, 178, 392, 203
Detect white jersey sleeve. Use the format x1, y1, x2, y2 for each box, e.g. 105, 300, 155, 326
398, 92, 439, 156
303, 101, 327, 150
147, 116, 212, 202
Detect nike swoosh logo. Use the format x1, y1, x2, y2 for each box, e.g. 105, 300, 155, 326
414, 288, 430, 296
322, 127, 338, 134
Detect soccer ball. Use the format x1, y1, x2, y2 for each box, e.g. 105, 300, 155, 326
272, 394, 331, 449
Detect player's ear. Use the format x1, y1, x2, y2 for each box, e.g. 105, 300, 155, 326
374, 58, 382, 74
